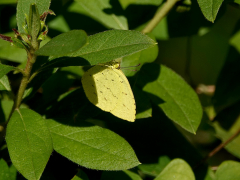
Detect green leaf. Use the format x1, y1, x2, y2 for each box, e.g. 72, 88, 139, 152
158, 10, 238, 85
101, 170, 142, 180
138, 64, 202, 134
215, 161, 240, 180
0, 159, 9, 180
105, 104, 204, 173
38, 30, 156, 70
47, 15, 70, 33
197, 0, 224, 22
0, 0, 16, 4
28, 3, 41, 41
71, 169, 89, 180
138, 156, 171, 177
6, 108, 53, 180
230, 0, 240, 5
0, 75, 11, 91
0, 100, 14, 123
204, 168, 216, 180
46, 118, 140, 170
73, 0, 128, 30
121, 33, 158, 77
154, 159, 195, 180
11, 37, 28, 50
8, 165, 17, 180
0, 159, 17, 180
35, 30, 88, 56
0, 32, 27, 63
17, 0, 51, 33
0, 64, 15, 79
70, 30, 156, 65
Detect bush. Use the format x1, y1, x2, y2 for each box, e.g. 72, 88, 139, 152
0, 0, 240, 179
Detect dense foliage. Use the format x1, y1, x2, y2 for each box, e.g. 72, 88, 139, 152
0, 0, 240, 180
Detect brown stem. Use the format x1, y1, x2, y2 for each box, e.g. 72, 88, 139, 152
195, 128, 240, 168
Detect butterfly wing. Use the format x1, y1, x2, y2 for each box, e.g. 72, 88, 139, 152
81, 65, 120, 112
82, 65, 136, 122
110, 69, 136, 122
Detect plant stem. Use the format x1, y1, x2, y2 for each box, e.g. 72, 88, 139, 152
142, 0, 180, 34
8, 33, 38, 119
0, 48, 38, 145
0, 3, 42, 146
205, 128, 240, 159
16, 53, 37, 108
195, 128, 240, 168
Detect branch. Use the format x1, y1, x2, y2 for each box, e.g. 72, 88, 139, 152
195, 128, 240, 168
142, 0, 180, 34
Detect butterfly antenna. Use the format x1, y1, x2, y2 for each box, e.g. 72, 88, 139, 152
120, 63, 141, 71
120, 63, 141, 69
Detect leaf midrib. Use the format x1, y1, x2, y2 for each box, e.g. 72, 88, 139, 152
50, 127, 136, 162
17, 109, 38, 180
156, 78, 195, 133
75, 42, 154, 57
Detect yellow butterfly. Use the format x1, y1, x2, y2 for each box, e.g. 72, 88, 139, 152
81, 61, 136, 122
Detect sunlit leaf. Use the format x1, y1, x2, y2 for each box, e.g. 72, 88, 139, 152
73, 0, 128, 30
47, 119, 140, 170
138, 64, 202, 134
70, 30, 156, 65
0, 75, 11, 91
197, 0, 224, 22
6, 109, 53, 180
154, 159, 195, 180
0, 64, 15, 79
17, 0, 51, 33
35, 30, 88, 56
215, 161, 240, 180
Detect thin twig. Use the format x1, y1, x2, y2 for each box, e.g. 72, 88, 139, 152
195, 128, 240, 168
142, 0, 180, 34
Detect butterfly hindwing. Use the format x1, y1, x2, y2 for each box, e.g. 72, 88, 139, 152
81, 62, 136, 122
